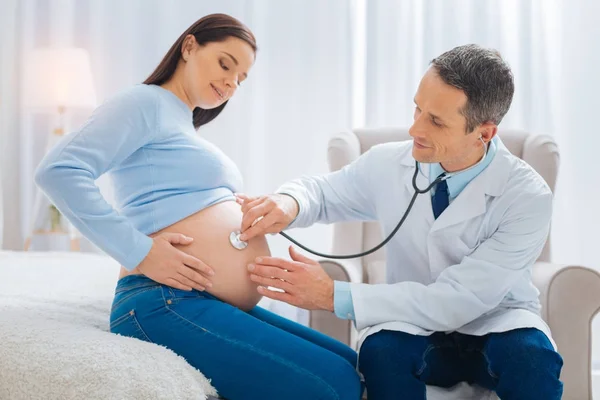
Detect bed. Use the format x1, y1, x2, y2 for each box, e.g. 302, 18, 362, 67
4, 247, 594, 399
0, 250, 218, 400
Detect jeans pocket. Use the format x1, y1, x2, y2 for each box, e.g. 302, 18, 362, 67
110, 309, 151, 342
416, 344, 436, 377
111, 286, 159, 313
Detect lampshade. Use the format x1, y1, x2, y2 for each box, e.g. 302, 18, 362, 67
23, 47, 97, 110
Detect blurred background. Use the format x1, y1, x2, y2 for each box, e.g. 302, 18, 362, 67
0, 0, 599, 383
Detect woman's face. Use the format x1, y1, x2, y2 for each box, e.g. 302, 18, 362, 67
181, 35, 255, 109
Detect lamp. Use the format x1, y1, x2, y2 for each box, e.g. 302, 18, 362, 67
23, 47, 97, 251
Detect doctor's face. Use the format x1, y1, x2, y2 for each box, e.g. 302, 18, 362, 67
409, 68, 496, 172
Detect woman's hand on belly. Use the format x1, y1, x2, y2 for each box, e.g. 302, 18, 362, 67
157, 200, 271, 311
134, 232, 215, 291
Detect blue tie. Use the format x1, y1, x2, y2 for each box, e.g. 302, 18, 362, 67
432, 176, 449, 219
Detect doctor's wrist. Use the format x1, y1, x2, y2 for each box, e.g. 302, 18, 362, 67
278, 193, 300, 226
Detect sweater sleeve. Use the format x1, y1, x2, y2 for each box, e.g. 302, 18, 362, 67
276, 145, 384, 229
34, 86, 158, 270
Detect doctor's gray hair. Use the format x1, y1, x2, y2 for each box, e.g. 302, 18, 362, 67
430, 44, 514, 133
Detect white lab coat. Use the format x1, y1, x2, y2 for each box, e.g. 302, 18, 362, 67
278, 138, 554, 396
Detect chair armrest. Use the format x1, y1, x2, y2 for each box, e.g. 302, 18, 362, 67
320, 258, 364, 284
532, 262, 600, 400
308, 259, 364, 348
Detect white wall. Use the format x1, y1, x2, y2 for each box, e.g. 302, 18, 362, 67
1, 0, 599, 341
0, 0, 21, 249
560, 0, 600, 370
1, 0, 358, 262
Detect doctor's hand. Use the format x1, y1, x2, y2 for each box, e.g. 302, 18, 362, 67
235, 193, 299, 241
248, 246, 334, 312
135, 232, 214, 292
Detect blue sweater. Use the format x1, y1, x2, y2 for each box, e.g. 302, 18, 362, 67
35, 84, 243, 270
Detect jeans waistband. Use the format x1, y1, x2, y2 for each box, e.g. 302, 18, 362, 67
115, 274, 221, 301
115, 274, 160, 294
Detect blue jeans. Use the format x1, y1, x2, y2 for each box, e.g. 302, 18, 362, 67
359, 328, 563, 400
110, 275, 362, 400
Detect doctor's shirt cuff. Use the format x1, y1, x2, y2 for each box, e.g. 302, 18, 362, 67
334, 280, 356, 320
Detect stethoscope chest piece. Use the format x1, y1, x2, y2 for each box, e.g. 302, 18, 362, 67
229, 230, 248, 250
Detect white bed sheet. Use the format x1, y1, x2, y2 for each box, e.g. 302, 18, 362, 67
0, 250, 217, 400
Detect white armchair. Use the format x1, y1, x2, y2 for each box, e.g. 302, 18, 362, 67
308, 128, 600, 400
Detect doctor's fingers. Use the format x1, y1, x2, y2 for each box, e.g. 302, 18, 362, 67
234, 193, 255, 202
240, 201, 274, 232
250, 274, 294, 293
256, 286, 298, 306
238, 196, 263, 214
240, 212, 284, 241
253, 256, 306, 272
235, 195, 259, 213
248, 264, 293, 281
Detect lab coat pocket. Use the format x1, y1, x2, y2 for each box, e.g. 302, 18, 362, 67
438, 231, 476, 264
456, 218, 488, 254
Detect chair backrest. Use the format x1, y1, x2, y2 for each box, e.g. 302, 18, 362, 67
327, 128, 560, 283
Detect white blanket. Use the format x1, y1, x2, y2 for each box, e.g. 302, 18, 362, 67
0, 251, 218, 400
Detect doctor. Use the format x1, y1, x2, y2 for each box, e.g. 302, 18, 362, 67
236, 44, 563, 399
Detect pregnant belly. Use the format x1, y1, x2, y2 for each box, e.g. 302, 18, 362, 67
119, 200, 269, 311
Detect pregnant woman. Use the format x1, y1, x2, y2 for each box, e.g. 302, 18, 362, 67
35, 13, 361, 400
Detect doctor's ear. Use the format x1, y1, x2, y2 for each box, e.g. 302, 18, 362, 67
478, 123, 498, 143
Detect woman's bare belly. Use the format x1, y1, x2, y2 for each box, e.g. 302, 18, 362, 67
119, 200, 269, 310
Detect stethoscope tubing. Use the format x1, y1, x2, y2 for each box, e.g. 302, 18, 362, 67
277, 138, 488, 259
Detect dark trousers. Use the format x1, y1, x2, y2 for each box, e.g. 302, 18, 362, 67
359, 328, 563, 400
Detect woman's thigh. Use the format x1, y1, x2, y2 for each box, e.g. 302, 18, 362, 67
248, 305, 358, 368
112, 282, 362, 400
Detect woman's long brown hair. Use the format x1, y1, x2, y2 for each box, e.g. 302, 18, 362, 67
144, 14, 257, 129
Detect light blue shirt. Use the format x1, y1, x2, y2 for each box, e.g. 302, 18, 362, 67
35, 84, 243, 270
333, 137, 498, 320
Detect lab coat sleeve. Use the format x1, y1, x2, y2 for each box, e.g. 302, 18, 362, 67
350, 190, 553, 332
276, 145, 383, 229
34, 86, 157, 271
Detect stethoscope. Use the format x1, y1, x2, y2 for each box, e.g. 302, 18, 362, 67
230, 137, 488, 259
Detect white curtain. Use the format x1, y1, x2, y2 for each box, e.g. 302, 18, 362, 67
0, 0, 356, 321
0, 0, 20, 250
559, 0, 600, 368
363, 0, 600, 366
363, 0, 595, 268
1, 0, 599, 334
4, 0, 355, 257
560, 0, 600, 276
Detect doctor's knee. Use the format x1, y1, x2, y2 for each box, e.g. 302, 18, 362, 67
359, 330, 429, 374
486, 328, 563, 380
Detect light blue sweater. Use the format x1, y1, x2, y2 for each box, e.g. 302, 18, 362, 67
35, 84, 243, 270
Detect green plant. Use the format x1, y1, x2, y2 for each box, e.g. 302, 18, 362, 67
49, 204, 62, 231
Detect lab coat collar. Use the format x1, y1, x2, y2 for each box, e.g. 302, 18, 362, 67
401, 137, 511, 232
